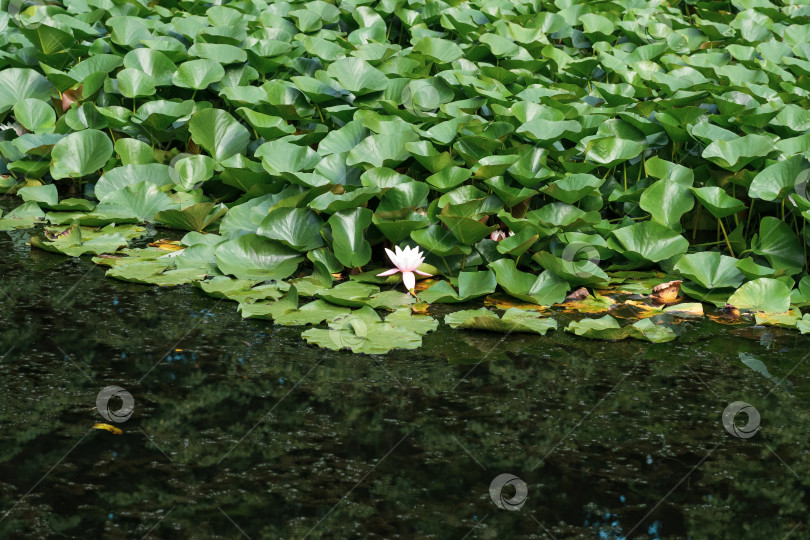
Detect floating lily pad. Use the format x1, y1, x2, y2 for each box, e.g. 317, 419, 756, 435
445, 307, 557, 335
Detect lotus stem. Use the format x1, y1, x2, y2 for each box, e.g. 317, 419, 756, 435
746, 198, 755, 230
0, 155, 17, 179
441, 256, 451, 273
718, 218, 735, 257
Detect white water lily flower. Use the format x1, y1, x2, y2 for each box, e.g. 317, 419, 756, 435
376, 245, 432, 291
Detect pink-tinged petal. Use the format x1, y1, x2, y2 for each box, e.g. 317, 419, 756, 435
415, 270, 432, 277
376, 268, 400, 276
402, 271, 416, 291
384, 248, 400, 268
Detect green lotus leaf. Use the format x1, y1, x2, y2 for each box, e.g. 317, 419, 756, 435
644, 156, 694, 186
240, 288, 351, 325
257, 207, 325, 252
188, 43, 247, 64
489, 258, 570, 306
95, 164, 173, 200
445, 307, 557, 335
236, 108, 295, 139
359, 168, 413, 190
411, 224, 472, 257
541, 174, 605, 204
123, 48, 177, 86
412, 36, 464, 63
373, 213, 430, 244
673, 252, 745, 290
533, 251, 610, 287
496, 228, 539, 258
424, 167, 470, 193
690, 187, 746, 219
13, 98, 55, 134
751, 217, 804, 275
0, 68, 52, 114
436, 212, 496, 246
624, 318, 678, 343
639, 180, 695, 231
0, 201, 46, 231
472, 155, 520, 179
384, 308, 438, 336
132, 100, 195, 131
155, 202, 228, 232
258, 140, 321, 175
326, 57, 388, 95
114, 138, 155, 165
584, 137, 645, 167
611, 222, 689, 263
214, 233, 304, 280
748, 155, 808, 202
565, 315, 626, 340
18, 184, 57, 207
702, 134, 775, 171
727, 278, 791, 313
328, 207, 373, 269
31, 223, 144, 257
375, 182, 430, 220
517, 119, 582, 142
172, 59, 225, 90
301, 305, 425, 354
195, 276, 287, 304
348, 131, 419, 168
189, 108, 251, 162
64, 103, 109, 131
171, 155, 216, 191
117, 68, 156, 99
67, 55, 123, 85
50, 130, 113, 180
97, 182, 176, 222
418, 270, 496, 304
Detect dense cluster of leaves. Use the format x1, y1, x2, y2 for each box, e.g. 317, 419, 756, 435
3, 0, 810, 349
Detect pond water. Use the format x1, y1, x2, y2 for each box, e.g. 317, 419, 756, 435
1, 209, 808, 538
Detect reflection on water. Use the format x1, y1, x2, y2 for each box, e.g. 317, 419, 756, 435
1, 212, 808, 539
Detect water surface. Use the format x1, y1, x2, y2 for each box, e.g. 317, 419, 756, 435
1, 206, 808, 539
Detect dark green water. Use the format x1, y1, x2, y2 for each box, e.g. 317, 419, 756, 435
1, 202, 809, 539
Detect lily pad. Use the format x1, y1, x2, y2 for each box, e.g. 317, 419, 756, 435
445, 307, 557, 335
